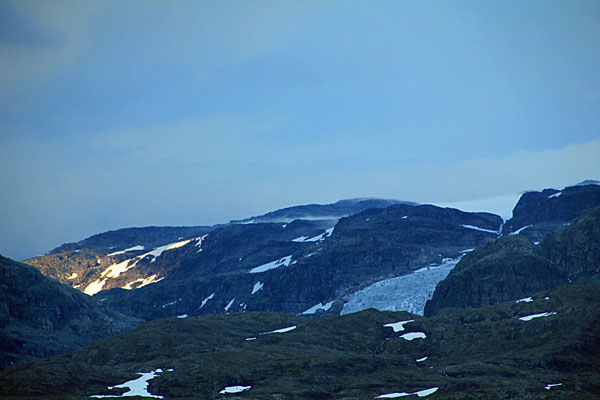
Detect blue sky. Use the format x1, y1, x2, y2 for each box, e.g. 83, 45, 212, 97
1, 1, 599, 260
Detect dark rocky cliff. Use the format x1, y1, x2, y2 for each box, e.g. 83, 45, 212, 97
0, 255, 141, 369
425, 205, 600, 317
503, 183, 600, 240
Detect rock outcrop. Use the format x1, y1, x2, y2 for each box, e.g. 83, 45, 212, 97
425, 205, 600, 317
0, 255, 141, 369
503, 183, 600, 240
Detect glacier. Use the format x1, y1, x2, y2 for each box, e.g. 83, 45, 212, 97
341, 257, 461, 316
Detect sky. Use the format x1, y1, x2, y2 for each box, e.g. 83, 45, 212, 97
1, 1, 599, 261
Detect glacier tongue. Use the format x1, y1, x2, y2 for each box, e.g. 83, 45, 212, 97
341, 257, 461, 316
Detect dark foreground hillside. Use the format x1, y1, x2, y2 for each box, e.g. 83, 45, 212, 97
0, 255, 142, 370
1, 284, 598, 399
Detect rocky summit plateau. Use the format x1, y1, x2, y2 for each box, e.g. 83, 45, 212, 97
1, 182, 600, 399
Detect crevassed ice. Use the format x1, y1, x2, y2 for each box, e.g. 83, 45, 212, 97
341, 257, 461, 315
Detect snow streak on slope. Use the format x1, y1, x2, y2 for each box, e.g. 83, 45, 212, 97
249, 255, 293, 273
301, 301, 334, 315
83, 239, 192, 295
341, 257, 461, 316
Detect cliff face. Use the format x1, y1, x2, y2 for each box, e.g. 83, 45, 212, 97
425, 206, 600, 317
423, 236, 566, 316
503, 184, 600, 240
538, 206, 600, 282
0, 255, 141, 369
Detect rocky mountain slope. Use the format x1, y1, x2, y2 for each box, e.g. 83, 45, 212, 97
424, 205, 600, 317
502, 182, 600, 241
93, 204, 502, 320
0, 255, 141, 370
23, 199, 409, 297
22, 184, 600, 322
1, 284, 598, 399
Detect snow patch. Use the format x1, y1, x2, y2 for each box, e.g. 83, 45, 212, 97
519, 311, 557, 321
545, 383, 563, 390
516, 297, 533, 303
461, 224, 498, 234
162, 299, 180, 308
261, 326, 297, 335
102, 259, 137, 279
383, 320, 414, 333
144, 239, 192, 262
292, 227, 334, 243
200, 293, 215, 308
224, 298, 236, 312
219, 386, 251, 394
107, 245, 145, 256
416, 356, 428, 362
195, 234, 208, 253
400, 332, 426, 341
177, 314, 188, 319
548, 192, 562, 199
122, 275, 163, 290
301, 301, 334, 315
375, 387, 438, 398
90, 369, 164, 398
252, 281, 264, 295
249, 255, 293, 273
67, 272, 78, 280
84, 279, 107, 296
